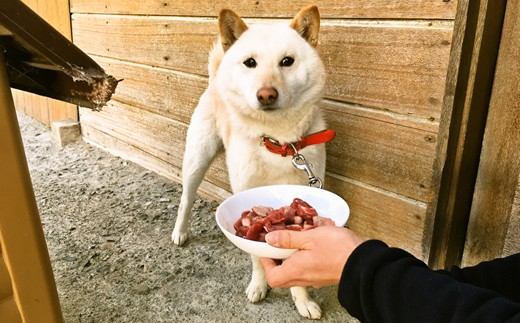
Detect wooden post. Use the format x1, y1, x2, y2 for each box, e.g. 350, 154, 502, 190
462, 0, 520, 266
428, 0, 508, 269
0, 51, 63, 323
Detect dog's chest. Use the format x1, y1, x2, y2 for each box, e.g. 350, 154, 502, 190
224, 135, 323, 192
227, 136, 297, 169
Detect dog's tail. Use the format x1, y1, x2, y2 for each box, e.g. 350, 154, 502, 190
208, 39, 224, 83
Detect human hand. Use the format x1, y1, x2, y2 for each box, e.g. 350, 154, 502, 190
260, 226, 364, 288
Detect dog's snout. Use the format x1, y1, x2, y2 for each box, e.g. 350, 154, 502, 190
256, 87, 278, 106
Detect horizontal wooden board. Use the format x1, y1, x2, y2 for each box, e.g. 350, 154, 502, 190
320, 22, 453, 120
326, 175, 429, 260
81, 104, 429, 260
90, 56, 207, 123
324, 100, 438, 202
71, 14, 215, 76
81, 122, 182, 178
70, 0, 458, 20
92, 54, 439, 132
82, 122, 233, 202
80, 102, 187, 172
72, 15, 453, 120
88, 56, 438, 201
80, 101, 231, 189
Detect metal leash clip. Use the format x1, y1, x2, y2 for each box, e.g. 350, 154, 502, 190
289, 143, 323, 189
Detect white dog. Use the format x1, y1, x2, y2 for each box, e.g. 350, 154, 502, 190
172, 5, 332, 319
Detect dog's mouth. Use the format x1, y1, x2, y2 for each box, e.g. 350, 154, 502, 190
259, 105, 278, 112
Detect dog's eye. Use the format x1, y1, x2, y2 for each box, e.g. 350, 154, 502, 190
243, 58, 257, 68
280, 57, 294, 67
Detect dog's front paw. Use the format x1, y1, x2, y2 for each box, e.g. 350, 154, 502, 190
291, 286, 322, 319
294, 298, 322, 320
245, 280, 268, 303
171, 228, 188, 246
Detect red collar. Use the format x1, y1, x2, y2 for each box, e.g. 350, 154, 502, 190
261, 129, 336, 157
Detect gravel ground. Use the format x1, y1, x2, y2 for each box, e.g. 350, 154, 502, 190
18, 112, 356, 323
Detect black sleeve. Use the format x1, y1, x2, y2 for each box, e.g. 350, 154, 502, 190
338, 240, 520, 323
447, 252, 520, 303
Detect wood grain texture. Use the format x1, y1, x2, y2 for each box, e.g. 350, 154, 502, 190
428, 0, 509, 269
320, 21, 453, 120
90, 56, 206, 124
80, 103, 186, 169
461, 0, 520, 266
71, 15, 215, 76
13, 0, 77, 126
324, 100, 438, 202
72, 15, 453, 120
69, 0, 457, 20
503, 180, 520, 257
79, 101, 231, 189
326, 175, 429, 259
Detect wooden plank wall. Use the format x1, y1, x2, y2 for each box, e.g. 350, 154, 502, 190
12, 0, 77, 126
70, 0, 457, 260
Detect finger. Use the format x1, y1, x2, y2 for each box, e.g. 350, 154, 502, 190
259, 257, 284, 287
265, 230, 310, 249
259, 257, 277, 273
260, 258, 295, 288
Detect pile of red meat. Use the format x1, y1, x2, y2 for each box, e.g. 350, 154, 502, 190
234, 198, 336, 242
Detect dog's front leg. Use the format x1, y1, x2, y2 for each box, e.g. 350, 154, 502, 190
245, 255, 268, 303
290, 286, 322, 319
172, 105, 221, 246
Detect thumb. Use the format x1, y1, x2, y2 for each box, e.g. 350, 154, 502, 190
265, 230, 308, 249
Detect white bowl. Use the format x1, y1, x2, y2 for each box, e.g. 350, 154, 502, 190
215, 185, 350, 259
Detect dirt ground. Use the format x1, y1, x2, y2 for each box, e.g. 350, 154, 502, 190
18, 112, 357, 323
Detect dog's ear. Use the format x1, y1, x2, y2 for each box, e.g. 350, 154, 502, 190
290, 5, 320, 47
219, 9, 248, 52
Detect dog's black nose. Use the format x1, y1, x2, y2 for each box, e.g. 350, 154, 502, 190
257, 87, 278, 106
